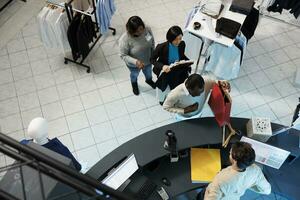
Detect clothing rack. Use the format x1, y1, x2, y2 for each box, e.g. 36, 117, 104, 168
46, 0, 116, 73
259, 0, 300, 28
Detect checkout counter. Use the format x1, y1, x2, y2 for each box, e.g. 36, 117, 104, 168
87, 117, 300, 200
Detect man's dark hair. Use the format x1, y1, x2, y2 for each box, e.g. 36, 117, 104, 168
185, 74, 205, 91
126, 16, 145, 35
231, 142, 255, 170
166, 26, 183, 43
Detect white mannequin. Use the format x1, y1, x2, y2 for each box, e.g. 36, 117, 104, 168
27, 117, 49, 145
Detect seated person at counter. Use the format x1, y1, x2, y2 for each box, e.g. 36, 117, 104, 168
200, 141, 271, 200
163, 73, 229, 120
150, 25, 190, 104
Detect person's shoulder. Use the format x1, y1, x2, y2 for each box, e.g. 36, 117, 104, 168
179, 40, 186, 47
169, 83, 186, 96
119, 32, 130, 42
247, 164, 263, 173
156, 41, 168, 50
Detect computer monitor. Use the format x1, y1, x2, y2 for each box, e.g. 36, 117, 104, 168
240, 136, 290, 169
101, 154, 138, 190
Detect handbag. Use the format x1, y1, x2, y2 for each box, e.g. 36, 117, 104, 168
230, 0, 254, 15
215, 17, 241, 39
208, 82, 236, 147
208, 83, 231, 127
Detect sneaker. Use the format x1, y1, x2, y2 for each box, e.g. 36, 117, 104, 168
145, 79, 156, 89
131, 82, 139, 95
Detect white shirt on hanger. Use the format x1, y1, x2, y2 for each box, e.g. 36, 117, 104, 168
37, 7, 51, 47
45, 8, 61, 49
55, 12, 71, 54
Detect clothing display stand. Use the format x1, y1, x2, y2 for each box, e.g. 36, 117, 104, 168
185, 1, 247, 74
0, 0, 26, 13
46, 0, 116, 73
259, 0, 300, 28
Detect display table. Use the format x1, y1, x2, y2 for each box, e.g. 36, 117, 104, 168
87, 117, 300, 199
186, 2, 247, 47
185, 0, 248, 72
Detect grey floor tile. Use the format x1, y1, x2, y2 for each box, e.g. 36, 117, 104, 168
38, 86, 60, 105
42, 101, 64, 121
57, 81, 79, 100
91, 121, 115, 144
86, 105, 109, 126
34, 72, 56, 90
80, 90, 103, 109
66, 111, 89, 133
0, 83, 16, 101
14, 77, 36, 95
0, 113, 23, 134
0, 55, 10, 70
0, 69, 13, 85
104, 99, 128, 120
21, 107, 43, 128
99, 85, 122, 103
76, 145, 100, 169
11, 63, 33, 81
48, 117, 69, 138
97, 138, 119, 158
0, 97, 19, 118
130, 109, 154, 130
18, 92, 40, 112
9, 50, 29, 67
111, 114, 135, 136
71, 127, 95, 150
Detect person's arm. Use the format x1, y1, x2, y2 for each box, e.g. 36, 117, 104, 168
119, 34, 137, 67
163, 92, 185, 114
180, 41, 189, 61
163, 90, 199, 114
147, 27, 155, 51
204, 181, 223, 200
249, 169, 271, 195
150, 44, 165, 76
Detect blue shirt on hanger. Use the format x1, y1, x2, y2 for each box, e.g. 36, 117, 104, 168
96, 0, 116, 33
168, 43, 179, 65
20, 138, 82, 171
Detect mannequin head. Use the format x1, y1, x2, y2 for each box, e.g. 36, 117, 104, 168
27, 117, 49, 145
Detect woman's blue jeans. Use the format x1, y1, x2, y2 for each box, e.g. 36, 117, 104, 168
127, 64, 152, 83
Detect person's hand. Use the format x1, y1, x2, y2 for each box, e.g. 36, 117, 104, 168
218, 80, 231, 92
184, 103, 199, 114
163, 65, 171, 73
136, 60, 145, 69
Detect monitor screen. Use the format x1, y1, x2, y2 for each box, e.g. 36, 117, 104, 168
101, 154, 138, 190
240, 136, 290, 169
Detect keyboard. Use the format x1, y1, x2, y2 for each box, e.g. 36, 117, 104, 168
135, 179, 157, 199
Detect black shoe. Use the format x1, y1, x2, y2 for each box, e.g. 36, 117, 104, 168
145, 79, 156, 89
131, 82, 140, 95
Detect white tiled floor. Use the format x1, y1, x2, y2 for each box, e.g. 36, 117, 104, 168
0, 0, 299, 175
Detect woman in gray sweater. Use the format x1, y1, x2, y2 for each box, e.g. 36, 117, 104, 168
119, 16, 156, 95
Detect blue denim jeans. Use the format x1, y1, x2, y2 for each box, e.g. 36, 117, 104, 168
127, 64, 152, 83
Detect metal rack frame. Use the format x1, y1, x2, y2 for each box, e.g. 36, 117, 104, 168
46, 0, 116, 73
